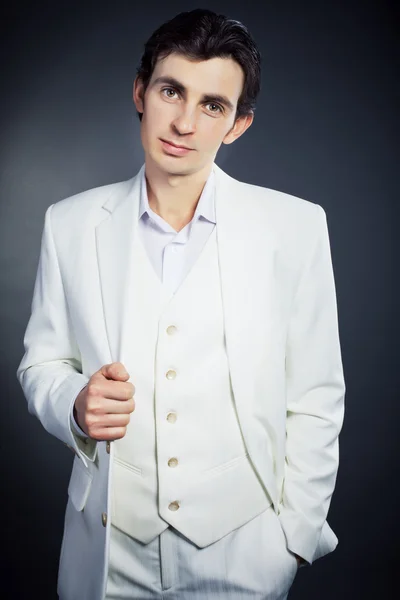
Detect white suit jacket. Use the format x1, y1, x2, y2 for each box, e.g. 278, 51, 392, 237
16, 162, 345, 599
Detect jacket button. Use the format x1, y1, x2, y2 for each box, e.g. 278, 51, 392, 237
168, 457, 179, 468
166, 369, 176, 380
106, 441, 110, 454
168, 501, 180, 512
101, 512, 107, 527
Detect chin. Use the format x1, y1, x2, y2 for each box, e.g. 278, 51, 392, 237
164, 165, 195, 177
152, 151, 195, 174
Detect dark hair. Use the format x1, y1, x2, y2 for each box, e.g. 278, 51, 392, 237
136, 9, 261, 121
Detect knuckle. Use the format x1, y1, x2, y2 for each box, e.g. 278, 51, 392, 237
91, 403, 103, 416
87, 397, 103, 414
88, 383, 101, 397
85, 414, 96, 429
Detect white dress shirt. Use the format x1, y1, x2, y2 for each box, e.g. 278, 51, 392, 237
138, 167, 216, 294
71, 167, 216, 437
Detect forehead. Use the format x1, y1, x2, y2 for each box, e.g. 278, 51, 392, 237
150, 53, 244, 100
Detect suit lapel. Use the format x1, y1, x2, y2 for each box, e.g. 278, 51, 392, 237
95, 165, 144, 364
214, 164, 281, 504
214, 163, 279, 400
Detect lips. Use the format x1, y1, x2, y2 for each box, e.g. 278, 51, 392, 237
160, 138, 194, 156
161, 139, 193, 150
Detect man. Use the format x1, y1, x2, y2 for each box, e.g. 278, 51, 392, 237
16, 8, 345, 600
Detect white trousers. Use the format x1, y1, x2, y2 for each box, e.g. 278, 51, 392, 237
105, 505, 299, 599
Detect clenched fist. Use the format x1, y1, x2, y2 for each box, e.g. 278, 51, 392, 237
73, 362, 135, 441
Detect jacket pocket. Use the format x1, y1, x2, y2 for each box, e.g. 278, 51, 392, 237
67, 456, 93, 511
113, 455, 142, 477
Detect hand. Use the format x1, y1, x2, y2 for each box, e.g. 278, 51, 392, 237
73, 362, 135, 441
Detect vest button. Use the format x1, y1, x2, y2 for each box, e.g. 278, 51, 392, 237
101, 512, 107, 527
166, 325, 177, 335
166, 412, 177, 424
168, 501, 180, 512
106, 441, 110, 454
166, 369, 176, 380
168, 457, 179, 468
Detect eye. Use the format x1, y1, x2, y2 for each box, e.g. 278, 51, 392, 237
205, 103, 223, 115
162, 87, 178, 99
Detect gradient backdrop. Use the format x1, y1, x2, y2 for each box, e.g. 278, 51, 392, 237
1, 1, 396, 598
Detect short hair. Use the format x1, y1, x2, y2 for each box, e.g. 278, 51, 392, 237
136, 8, 261, 121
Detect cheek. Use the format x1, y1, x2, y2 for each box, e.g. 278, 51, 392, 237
200, 118, 228, 147
142, 111, 162, 141
145, 99, 177, 132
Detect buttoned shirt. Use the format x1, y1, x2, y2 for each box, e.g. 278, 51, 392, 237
138, 167, 216, 294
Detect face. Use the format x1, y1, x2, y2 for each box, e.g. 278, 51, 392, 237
133, 53, 253, 177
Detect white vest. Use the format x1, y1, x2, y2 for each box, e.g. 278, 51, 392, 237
110, 226, 271, 547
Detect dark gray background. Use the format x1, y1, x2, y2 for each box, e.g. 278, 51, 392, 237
1, 0, 397, 598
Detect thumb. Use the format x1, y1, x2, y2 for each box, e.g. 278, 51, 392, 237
100, 362, 130, 381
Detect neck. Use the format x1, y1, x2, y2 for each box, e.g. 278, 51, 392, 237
144, 156, 213, 231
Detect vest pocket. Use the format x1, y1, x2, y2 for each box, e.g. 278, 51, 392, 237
204, 452, 249, 476
67, 456, 93, 511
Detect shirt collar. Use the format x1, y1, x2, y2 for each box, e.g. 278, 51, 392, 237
138, 167, 216, 227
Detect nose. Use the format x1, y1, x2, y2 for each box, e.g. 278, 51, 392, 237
171, 105, 197, 136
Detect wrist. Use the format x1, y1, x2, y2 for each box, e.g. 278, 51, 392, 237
73, 386, 87, 430
73, 403, 80, 426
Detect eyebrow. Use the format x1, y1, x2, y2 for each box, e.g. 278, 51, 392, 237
151, 76, 235, 112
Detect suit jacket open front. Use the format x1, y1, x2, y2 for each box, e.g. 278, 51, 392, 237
16, 163, 345, 600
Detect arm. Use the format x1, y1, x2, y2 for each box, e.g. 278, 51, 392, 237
278, 204, 345, 565
16, 203, 97, 466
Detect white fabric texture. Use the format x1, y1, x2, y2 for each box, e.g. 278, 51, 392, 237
106, 505, 298, 599
108, 224, 271, 546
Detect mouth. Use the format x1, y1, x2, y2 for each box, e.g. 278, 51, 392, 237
159, 138, 194, 156
160, 139, 193, 150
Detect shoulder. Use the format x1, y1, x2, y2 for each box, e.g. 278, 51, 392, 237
237, 176, 323, 220
218, 166, 326, 239
49, 178, 134, 228
215, 166, 330, 277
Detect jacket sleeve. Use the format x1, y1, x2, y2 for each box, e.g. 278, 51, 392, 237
16, 203, 97, 466
278, 204, 345, 564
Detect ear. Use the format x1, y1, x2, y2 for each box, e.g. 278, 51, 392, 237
133, 76, 145, 114
222, 113, 254, 145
